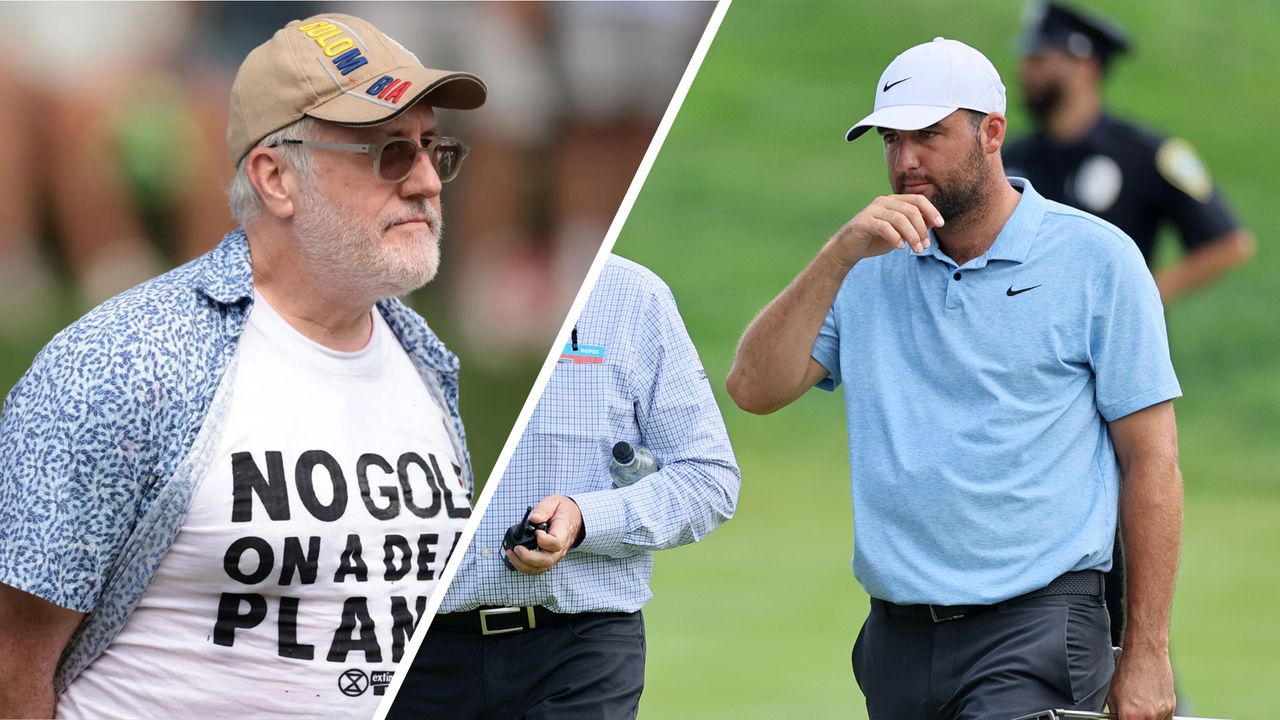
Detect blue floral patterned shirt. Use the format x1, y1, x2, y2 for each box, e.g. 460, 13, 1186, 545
0, 229, 471, 689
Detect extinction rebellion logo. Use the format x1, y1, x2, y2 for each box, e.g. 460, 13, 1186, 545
338, 669, 367, 697
338, 668, 393, 697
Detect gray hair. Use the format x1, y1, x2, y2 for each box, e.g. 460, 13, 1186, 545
227, 117, 324, 226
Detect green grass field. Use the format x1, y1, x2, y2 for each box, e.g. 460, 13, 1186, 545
616, 1, 1280, 717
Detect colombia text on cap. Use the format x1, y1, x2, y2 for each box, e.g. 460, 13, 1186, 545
228, 13, 487, 165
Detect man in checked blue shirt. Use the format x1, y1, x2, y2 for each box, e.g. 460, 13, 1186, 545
391, 255, 741, 720
729, 39, 1181, 720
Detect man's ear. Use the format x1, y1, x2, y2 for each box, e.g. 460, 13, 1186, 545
983, 112, 1008, 154
246, 147, 298, 220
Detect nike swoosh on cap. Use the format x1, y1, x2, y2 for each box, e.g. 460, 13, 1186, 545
882, 77, 911, 92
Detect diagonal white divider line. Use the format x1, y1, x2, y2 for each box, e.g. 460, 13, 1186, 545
372, 1, 735, 716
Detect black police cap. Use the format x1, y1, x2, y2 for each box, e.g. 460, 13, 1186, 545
1021, 2, 1131, 69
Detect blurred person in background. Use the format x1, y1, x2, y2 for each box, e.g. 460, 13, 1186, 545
544, 2, 712, 297
0, 13, 485, 717
0, 3, 238, 313
0, 51, 49, 329
1004, 2, 1255, 307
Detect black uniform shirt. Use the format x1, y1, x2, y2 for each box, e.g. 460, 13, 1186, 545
1004, 114, 1239, 266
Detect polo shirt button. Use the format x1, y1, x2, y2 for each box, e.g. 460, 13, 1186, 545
953, 271, 962, 280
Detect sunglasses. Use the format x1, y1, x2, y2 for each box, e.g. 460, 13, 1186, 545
268, 136, 469, 184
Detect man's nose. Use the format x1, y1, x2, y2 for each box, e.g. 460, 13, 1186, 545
890, 141, 921, 173
399, 148, 443, 199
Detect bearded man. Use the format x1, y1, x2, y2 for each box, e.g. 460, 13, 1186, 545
728, 37, 1183, 720
0, 13, 485, 718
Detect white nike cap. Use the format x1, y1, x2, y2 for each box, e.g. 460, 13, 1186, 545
844, 37, 1006, 141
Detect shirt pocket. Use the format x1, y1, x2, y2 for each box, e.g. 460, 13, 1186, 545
528, 362, 636, 494
530, 363, 611, 438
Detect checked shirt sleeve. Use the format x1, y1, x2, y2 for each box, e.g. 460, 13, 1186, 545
571, 281, 741, 558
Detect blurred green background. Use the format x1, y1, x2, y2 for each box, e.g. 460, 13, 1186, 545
615, 0, 1279, 718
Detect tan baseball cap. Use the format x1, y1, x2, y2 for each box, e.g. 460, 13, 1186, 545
227, 13, 487, 166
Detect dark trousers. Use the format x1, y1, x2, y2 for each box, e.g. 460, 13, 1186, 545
388, 611, 646, 720
1106, 529, 1126, 646
853, 593, 1115, 720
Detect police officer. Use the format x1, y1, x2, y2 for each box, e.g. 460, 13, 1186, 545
1005, 2, 1254, 308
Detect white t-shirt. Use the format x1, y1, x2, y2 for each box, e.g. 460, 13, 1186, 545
59, 293, 471, 719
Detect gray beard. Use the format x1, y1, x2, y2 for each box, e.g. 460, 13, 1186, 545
292, 187, 443, 300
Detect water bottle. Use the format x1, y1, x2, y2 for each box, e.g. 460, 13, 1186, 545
609, 441, 659, 488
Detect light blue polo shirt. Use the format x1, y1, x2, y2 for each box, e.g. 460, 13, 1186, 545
810, 178, 1180, 606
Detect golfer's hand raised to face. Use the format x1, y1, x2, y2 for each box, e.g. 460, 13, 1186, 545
829, 194, 944, 266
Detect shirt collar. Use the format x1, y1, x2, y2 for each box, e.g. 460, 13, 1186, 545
195, 229, 255, 305
913, 177, 1045, 266
377, 298, 461, 376
988, 177, 1044, 264
192, 227, 458, 375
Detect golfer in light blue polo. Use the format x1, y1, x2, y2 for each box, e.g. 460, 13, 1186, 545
728, 37, 1183, 720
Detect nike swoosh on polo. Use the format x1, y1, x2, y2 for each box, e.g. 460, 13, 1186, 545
882, 77, 911, 92
1006, 285, 1042, 296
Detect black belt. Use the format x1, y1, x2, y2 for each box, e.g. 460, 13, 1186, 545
433, 607, 630, 636
875, 570, 1104, 623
